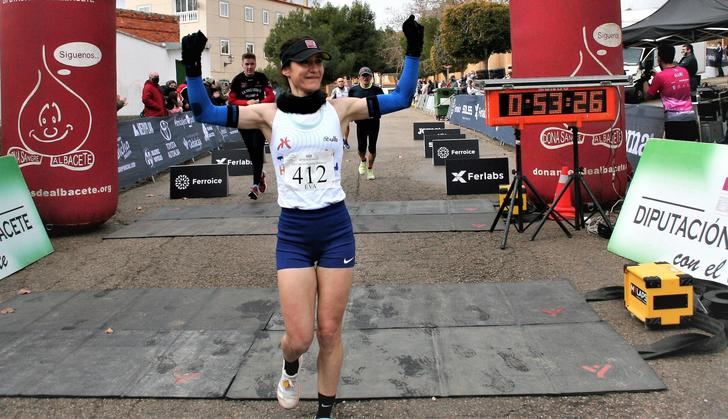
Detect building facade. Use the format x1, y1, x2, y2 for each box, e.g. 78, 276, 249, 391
123, 0, 311, 83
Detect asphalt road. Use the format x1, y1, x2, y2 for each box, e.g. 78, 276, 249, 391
1, 108, 725, 418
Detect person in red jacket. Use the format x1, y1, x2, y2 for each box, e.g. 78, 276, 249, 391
228, 53, 275, 199
142, 72, 168, 117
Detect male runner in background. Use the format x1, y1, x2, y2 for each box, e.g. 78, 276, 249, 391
349, 67, 384, 180
228, 53, 275, 199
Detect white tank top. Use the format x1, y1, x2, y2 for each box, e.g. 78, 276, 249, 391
270, 102, 346, 210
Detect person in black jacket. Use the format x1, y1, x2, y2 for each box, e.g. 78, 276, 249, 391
348, 67, 384, 180
678, 43, 699, 95
228, 53, 276, 199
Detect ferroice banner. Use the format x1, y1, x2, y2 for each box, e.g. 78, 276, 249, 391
0, 1, 118, 228
609, 140, 728, 286
510, 0, 629, 204
0, 156, 54, 281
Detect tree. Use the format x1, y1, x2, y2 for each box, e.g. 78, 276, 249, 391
429, 33, 468, 78
263, 1, 381, 87
439, 1, 510, 78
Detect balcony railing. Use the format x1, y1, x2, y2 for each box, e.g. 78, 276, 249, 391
176, 10, 198, 23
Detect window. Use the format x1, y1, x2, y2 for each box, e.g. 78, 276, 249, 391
244, 6, 254, 22
220, 39, 231, 56
245, 43, 255, 54
175, 0, 198, 23
219, 1, 229, 17
276, 12, 284, 22
137, 5, 152, 12
262, 9, 270, 25
175, 0, 197, 13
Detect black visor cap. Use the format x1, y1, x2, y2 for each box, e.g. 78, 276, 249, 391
280, 37, 331, 66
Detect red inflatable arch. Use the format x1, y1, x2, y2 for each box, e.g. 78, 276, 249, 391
0, 1, 118, 228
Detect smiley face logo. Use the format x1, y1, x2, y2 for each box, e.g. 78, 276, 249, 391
17, 45, 91, 157
28, 102, 74, 143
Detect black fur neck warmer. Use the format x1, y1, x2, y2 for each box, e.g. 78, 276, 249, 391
276, 90, 327, 114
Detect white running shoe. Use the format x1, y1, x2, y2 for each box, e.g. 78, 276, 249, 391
367, 168, 375, 180
276, 358, 301, 409
358, 161, 367, 175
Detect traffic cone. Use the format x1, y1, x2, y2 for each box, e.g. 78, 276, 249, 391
552, 166, 575, 220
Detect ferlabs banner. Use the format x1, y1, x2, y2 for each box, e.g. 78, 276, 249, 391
0, 156, 54, 281
609, 140, 728, 286
510, 0, 629, 204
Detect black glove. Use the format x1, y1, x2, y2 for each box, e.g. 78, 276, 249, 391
181, 30, 207, 77
403, 15, 424, 58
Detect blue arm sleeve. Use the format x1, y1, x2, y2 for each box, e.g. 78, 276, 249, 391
374, 55, 420, 115
186, 76, 238, 127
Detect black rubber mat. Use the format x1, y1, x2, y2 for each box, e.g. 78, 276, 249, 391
0, 282, 664, 398
105, 200, 501, 239
227, 323, 664, 399
266, 281, 600, 330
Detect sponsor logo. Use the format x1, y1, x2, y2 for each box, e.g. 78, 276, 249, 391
202, 124, 215, 142
132, 121, 154, 137
191, 178, 223, 185
174, 113, 194, 127
437, 147, 450, 159
323, 136, 339, 143
160, 120, 172, 142
144, 147, 163, 168
539, 127, 623, 150
277, 137, 292, 150
625, 129, 654, 157
182, 136, 203, 150
451, 170, 505, 183
343, 257, 354, 264
305, 39, 318, 49
216, 158, 252, 166
451, 149, 476, 155
117, 137, 131, 160
175, 174, 190, 190
452, 170, 467, 183
630, 283, 647, 305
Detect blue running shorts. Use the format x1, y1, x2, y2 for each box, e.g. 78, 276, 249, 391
276, 201, 356, 270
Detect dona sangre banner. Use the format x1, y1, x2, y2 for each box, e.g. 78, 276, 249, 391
609, 140, 728, 286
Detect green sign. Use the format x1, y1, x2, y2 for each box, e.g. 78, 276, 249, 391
0, 156, 54, 280
609, 140, 728, 285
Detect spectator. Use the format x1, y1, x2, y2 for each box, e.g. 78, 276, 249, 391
644, 44, 699, 141
165, 91, 182, 113
466, 79, 479, 95
427, 80, 435, 94
162, 80, 178, 97
228, 52, 275, 200
329, 77, 351, 149
116, 94, 128, 112
349, 66, 384, 180
678, 43, 699, 94
142, 71, 167, 117
176, 83, 190, 112
210, 86, 226, 105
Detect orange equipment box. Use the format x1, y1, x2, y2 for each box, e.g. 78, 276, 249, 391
624, 262, 694, 328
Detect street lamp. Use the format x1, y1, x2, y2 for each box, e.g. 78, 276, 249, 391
443, 65, 452, 83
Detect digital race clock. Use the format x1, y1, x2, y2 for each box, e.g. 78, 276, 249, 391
481, 76, 625, 128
